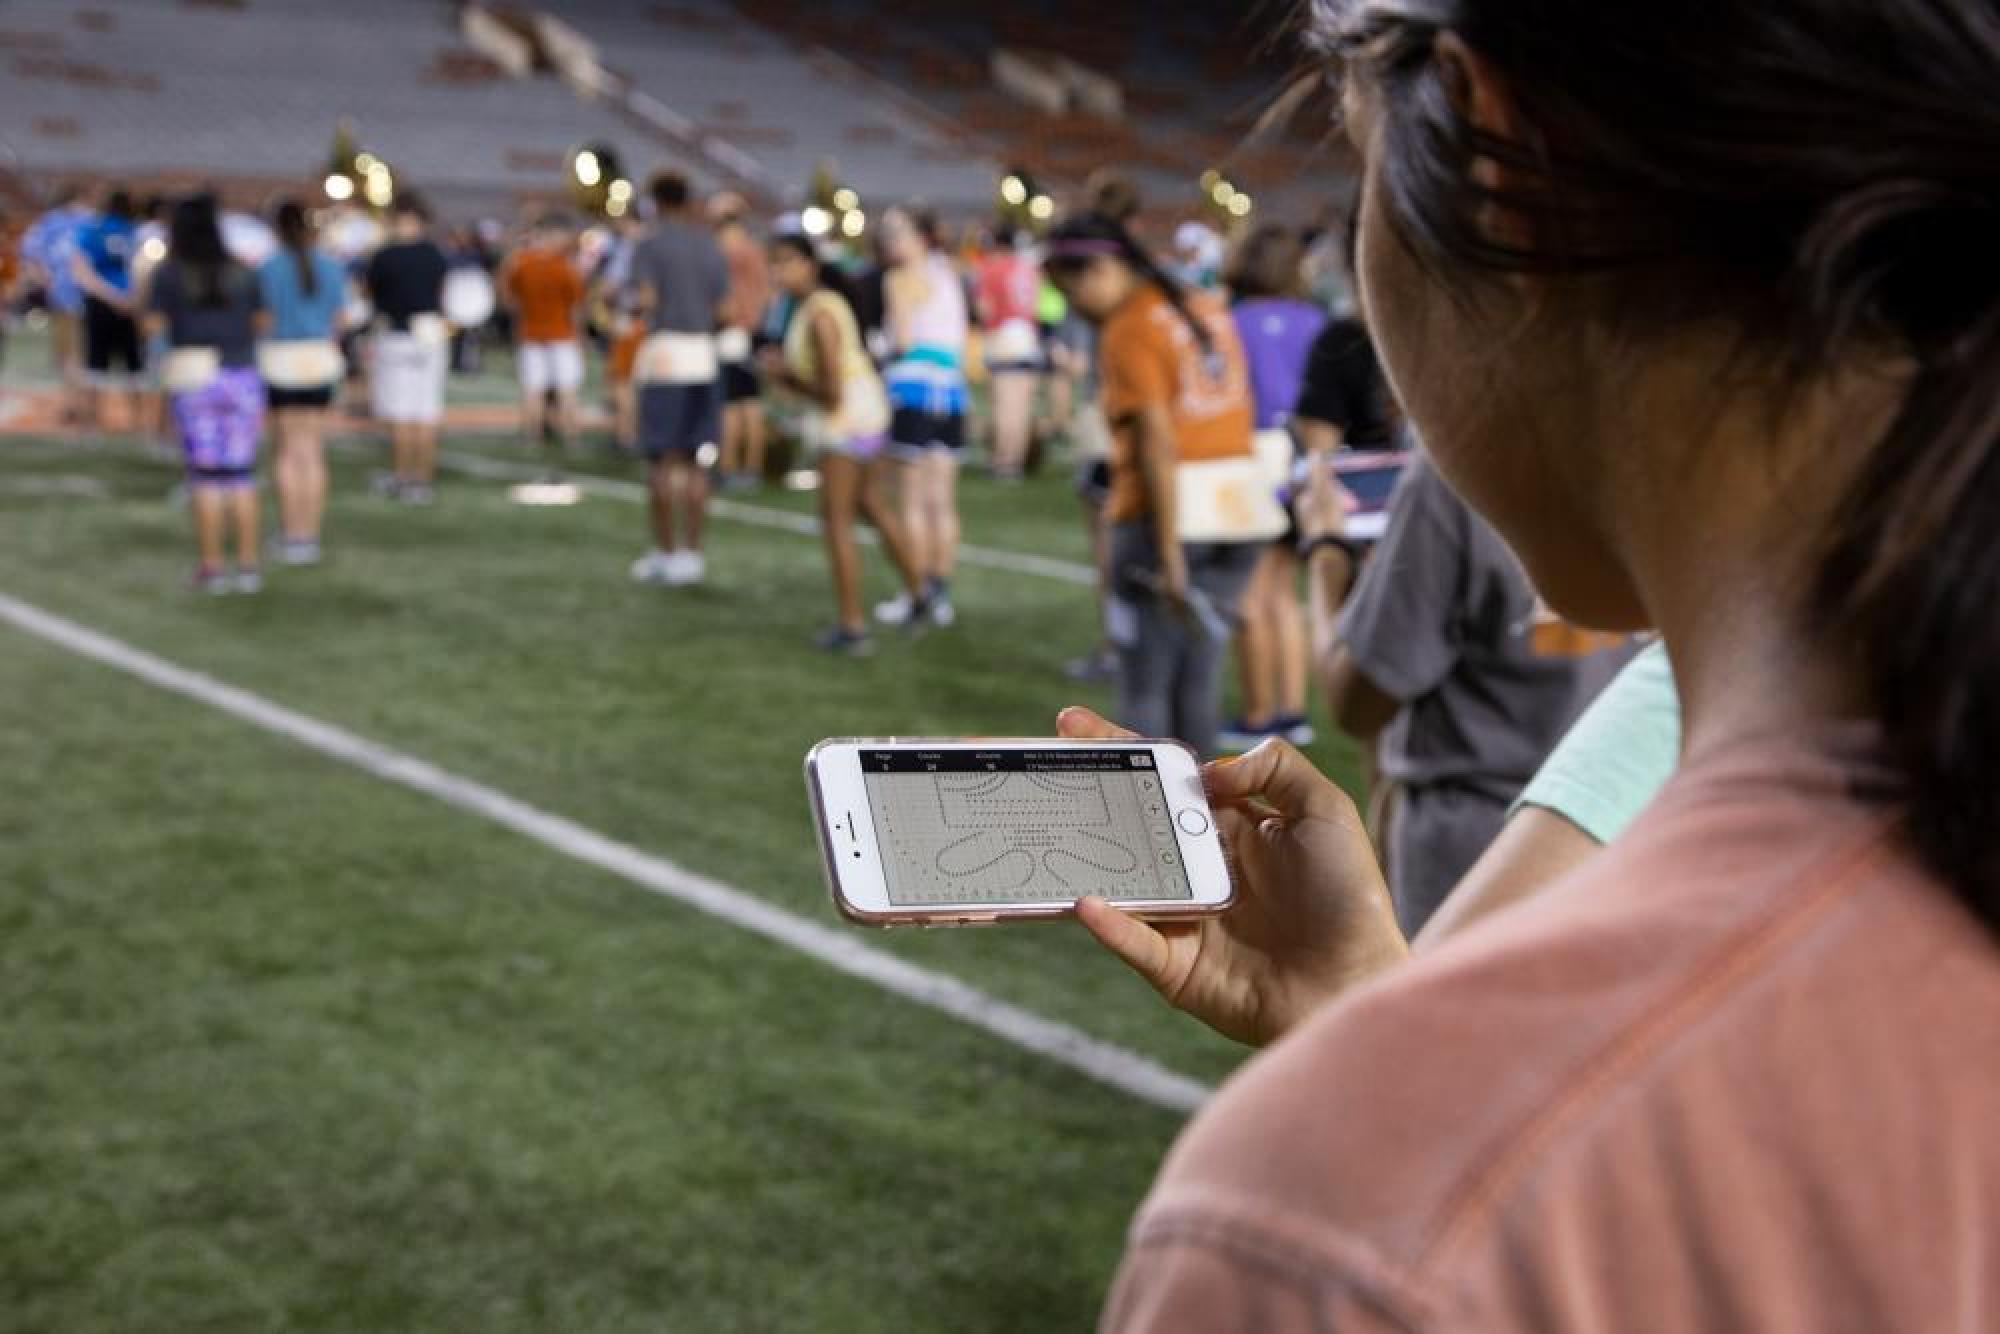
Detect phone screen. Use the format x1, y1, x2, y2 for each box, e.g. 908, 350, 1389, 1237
860, 748, 1196, 906
1331, 455, 1407, 511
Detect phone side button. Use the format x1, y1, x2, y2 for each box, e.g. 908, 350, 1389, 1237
1176, 809, 1211, 836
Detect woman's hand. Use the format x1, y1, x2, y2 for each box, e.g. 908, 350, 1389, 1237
1059, 706, 1408, 1047
1294, 453, 1351, 545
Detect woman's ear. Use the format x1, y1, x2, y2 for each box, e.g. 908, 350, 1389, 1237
1434, 32, 1536, 258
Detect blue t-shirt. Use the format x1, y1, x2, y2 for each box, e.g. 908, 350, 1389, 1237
75, 215, 137, 295
258, 250, 347, 342
1232, 297, 1326, 430
21, 206, 90, 313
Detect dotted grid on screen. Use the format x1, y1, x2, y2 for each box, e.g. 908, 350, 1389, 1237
867, 770, 1193, 905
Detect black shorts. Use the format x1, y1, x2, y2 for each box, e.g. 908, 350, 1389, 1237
888, 407, 965, 459
639, 381, 722, 461
269, 384, 336, 410
85, 297, 142, 375
1075, 456, 1112, 506
721, 361, 761, 404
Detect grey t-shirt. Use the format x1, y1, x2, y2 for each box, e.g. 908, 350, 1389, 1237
1338, 451, 1631, 800
147, 259, 263, 368
627, 219, 728, 335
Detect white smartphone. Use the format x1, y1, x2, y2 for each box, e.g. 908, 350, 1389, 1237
804, 739, 1236, 927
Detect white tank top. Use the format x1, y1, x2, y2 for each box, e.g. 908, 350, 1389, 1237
894, 252, 969, 355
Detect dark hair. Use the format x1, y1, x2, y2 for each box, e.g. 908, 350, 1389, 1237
893, 205, 942, 251
1087, 170, 1142, 225
1319, 0, 2000, 930
772, 233, 862, 328
169, 194, 232, 308
1226, 223, 1307, 301
651, 171, 691, 211
1046, 212, 1215, 357
103, 189, 135, 222
273, 197, 317, 298
391, 193, 431, 223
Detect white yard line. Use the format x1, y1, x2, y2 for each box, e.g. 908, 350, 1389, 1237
0, 592, 1208, 1115
433, 448, 1100, 588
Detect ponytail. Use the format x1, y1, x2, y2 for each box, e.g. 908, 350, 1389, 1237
274, 198, 317, 299
1808, 192, 2000, 929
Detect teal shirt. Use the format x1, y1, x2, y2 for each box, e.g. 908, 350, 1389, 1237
1515, 641, 1681, 844
257, 251, 347, 342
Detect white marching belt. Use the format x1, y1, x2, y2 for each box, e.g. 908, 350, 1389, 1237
161, 347, 221, 394
716, 328, 753, 364
408, 313, 451, 347
634, 331, 720, 386
257, 338, 344, 389
1252, 427, 1295, 485
988, 319, 1040, 364
442, 266, 496, 328
1176, 452, 1290, 544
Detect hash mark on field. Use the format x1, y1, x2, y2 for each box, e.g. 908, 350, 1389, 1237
0, 592, 1209, 1115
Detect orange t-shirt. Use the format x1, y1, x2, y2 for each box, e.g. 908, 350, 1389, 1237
504, 249, 584, 344
1104, 730, 2000, 1331
719, 226, 771, 335
1099, 286, 1255, 524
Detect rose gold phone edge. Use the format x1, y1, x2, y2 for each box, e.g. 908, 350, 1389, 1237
803, 737, 1237, 928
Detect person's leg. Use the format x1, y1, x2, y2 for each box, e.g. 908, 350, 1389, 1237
859, 454, 927, 597
990, 371, 1034, 474
1233, 550, 1284, 730
296, 407, 329, 543
891, 456, 929, 581
1108, 522, 1179, 740
1176, 543, 1263, 759
270, 409, 300, 538
230, 483, 260, 571
819, 453, 866, 633
518, 349, 543, 445
648, 459, 676, 551
614, 380, 637, 453
720, 398, 745, 477
928, 448, 962, 582
389, 421, 413, 484
554, 388, 580, 454
1269, 547, 1312, 723
739, 399, 767, 480
191, 484, 226, 571
414, 423, 439, 486
672, 457, 708, 552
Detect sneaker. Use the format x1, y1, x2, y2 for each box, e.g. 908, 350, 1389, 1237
874, 592, 919, 626
666, 550, 706, 587
232, 567, 264, 595
370, 472, 402, 499
629, 549, 675, 584
193, 566, 231, 595
398, 483, 436, 506
277, 539, 322, 567
1063, 649, 1120, 683
1216, 719, 1279, 754
815, 626, 875, 657
928, 591, 957, 628
1276, 715, 1318, 747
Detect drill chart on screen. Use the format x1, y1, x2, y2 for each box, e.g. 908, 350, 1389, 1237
862, 749, 1196, 905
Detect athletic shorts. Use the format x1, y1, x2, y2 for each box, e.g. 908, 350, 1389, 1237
269, 384, 335, 410
175, 367, 265, 488
609, 326, 644, 384
722, 360, 761, 404
371, 331, 448, 425
85, 297, 142, 376
638, 380, 722, 461
888, 407, 965, 460
518, 339, 584, 395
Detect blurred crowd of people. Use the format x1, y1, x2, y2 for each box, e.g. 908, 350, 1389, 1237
2, 167, 1639, 932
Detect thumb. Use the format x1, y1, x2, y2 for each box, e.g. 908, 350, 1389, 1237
1057, 706, 1141, 742
1076, 896, 1177, 991
1203, 738, 1355, 825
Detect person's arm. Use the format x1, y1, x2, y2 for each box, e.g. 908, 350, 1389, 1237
70, 250, 125, 309
805, 307, 844, 411
1293, 451, 1399, 742
1132, 403, 1187, 601
1414, 806, 1600, 949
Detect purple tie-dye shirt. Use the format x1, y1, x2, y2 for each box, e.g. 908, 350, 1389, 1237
1232, 297, 1327, 430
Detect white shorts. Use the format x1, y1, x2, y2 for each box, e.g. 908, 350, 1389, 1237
518, 340, 584, 395
371, 331, 447, 425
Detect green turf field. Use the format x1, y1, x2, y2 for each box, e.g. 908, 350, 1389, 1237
0, 331, 1364, 1331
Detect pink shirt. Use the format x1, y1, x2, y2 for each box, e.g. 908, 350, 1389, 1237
1105, 731, 2000, 1330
